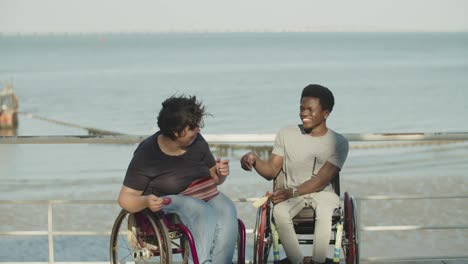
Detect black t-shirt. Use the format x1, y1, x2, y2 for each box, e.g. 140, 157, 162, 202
123, 132, 216, 196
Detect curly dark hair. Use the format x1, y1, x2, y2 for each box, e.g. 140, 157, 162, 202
300, 84, 335, 112
157, 95, 207, 140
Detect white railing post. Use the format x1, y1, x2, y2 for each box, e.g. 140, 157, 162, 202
47, 201, 54, 264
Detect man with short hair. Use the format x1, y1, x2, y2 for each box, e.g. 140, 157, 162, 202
241, 84, 349, 264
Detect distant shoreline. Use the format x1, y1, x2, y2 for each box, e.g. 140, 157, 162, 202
2, 30, 468, 37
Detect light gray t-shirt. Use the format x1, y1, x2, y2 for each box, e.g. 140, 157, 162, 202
272, 125, 349, 193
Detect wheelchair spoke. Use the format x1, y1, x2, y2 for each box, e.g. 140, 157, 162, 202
110, 209, 172, 264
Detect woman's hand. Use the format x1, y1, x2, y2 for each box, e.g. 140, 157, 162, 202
211, 157, 230, 185
216, 157, 230, 177
145, 194, 165, 212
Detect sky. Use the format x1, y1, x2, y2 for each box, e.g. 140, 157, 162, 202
1, 0, 468, 34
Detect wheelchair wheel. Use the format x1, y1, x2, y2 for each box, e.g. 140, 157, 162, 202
237, 219, 246, 264
343, 192, 359, 264
110, 209, 172, 264
178, 235, 191, 264
350, 196, 360, 263
253, 202, 272, 264
168, 227, 190, 264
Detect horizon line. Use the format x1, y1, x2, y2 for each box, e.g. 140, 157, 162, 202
1, 29, 468, 36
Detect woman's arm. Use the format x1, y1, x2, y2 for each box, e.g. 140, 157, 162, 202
118, 185, 165, 213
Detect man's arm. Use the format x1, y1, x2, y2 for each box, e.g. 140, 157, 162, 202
240, 152, 283, 181
118, 186, 165, 213
297, 161, 339, 194
270, 161, 339, 204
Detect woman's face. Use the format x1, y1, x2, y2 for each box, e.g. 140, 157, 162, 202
177, 125, 200, 147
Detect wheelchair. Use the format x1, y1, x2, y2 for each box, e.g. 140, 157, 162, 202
253, 171, 359, 264
110, 204, 246, 264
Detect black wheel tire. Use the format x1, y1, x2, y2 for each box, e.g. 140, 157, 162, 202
343, 193, 358, 264
253, 203, 272, 264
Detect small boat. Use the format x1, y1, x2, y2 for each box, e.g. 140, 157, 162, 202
0, 81, 19, 129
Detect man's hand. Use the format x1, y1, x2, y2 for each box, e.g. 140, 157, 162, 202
216, 157, 230, 177
145, 195, 165, 212
240, 152, 257, 171
270, 188, 293, 205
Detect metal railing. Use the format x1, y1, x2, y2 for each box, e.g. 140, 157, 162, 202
2, 132, 468, 144
1, 194, 468, 263
353, 194, 468, 262
0, 198, 258, 264
1, 132, 468, 263
0, 200, 116, 264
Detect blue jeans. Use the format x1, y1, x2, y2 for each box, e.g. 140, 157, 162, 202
163, 192, 238, 264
